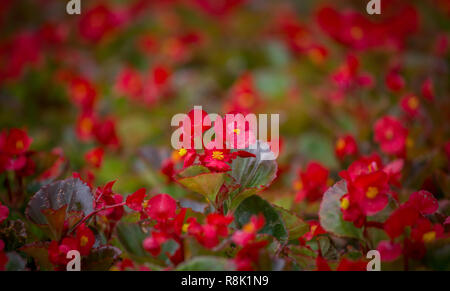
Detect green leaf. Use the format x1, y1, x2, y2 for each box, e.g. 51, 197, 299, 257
179, 165, 210, 178
273, 205, 309, 240
230, 141, 278, 191
234, 195, 288, 243
230, 188, 259, 211
178, 172, 225, 203
26, 178, 94, 240
319, 181, 363, 239
175, 256, 235, 271
82, 246, 121, 271
116, 222, 149, 258
20, 242, 53, 271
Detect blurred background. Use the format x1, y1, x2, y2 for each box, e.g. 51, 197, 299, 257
0, 0, 449, 208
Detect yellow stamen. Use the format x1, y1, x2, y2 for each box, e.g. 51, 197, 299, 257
182, 223, 189, 233
16, 140, 24, 150
243, 223, 255, 233
340, 197, 350, 210
336, 138, 346, 151
350, 27, 363, 40
408, 96, 419, 110
80, 118, 93, 133
212, 151, 224, 160
422, 231, 436, 243
80, 235, 89, 247
366, 187, 379, 199
293, 180, 303, 191
385, 129, 394, 140
178, 148, 187, 157
233, 128, 241, 135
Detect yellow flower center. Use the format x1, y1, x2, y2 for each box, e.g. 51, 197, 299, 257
350, 26, 363, 40
366, 187, 379, 199
233, 128, 241, 135
336, 138, 346, 151
243, 222, 256, 233
408, 96, 419, 110
182, 223, 189, 233
178, 148, 187, 157
80, 118, 93, 133
385, 129, 394, 140
16, 140, 24, 150
80, 235, 89, 247
340, 197, 350, 210
308, 48, 325, 64
310, 225, 318, 234
212, 151, 224, 160
406, 137, 414, 148
422, 231, 436, 243
293, 180, 303, 191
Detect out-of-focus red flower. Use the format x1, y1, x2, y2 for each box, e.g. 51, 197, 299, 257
377, 241, 402, 262
191, 0, 246, 17
0, 128, 32, 156
145, 194, 177, 222
68, 76, 97, 110
335, 135, 358, 160
434, 34, 449, 56
39, 22, 68, 46
331, 55, 374, 90
225, 74, 261, 114
142, 64, 172, 105
400, 94, 421, 118
94, 117, 120, 148
0, 202, 9, 223
0, 32, 42, 84
385, 70, 406, 92
294, 162, 329, 203
421, 78, 435, 101
272, 10, 327, 63
126, 188, 147, 212
374, 116, 408, 156
232, 214, 265, 247
115, 67, 143, 99
85, 147, 104, 168
76, 112, 97, 141
78, 4, 123, 43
